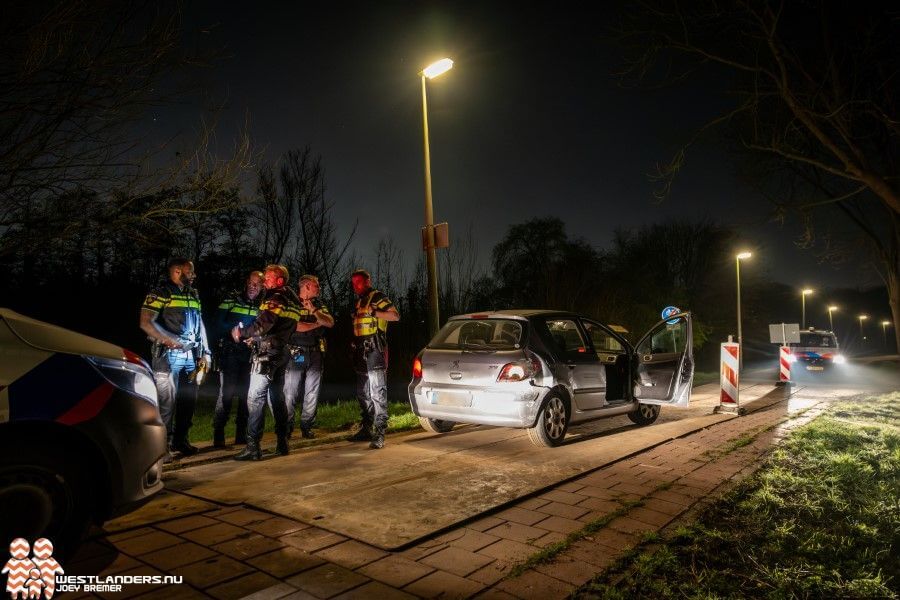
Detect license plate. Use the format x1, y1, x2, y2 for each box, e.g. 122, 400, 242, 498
806, 366, 824, 371
427, 391, 472, 407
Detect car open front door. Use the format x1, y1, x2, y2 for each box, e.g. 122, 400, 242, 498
632, 312, 694, 407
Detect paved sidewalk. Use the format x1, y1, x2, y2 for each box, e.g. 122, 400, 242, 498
64, 385, 834, 599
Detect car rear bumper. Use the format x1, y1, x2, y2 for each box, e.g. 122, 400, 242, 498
408, 380, 545, 428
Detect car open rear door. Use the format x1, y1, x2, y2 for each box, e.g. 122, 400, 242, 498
632, 312, 694, 407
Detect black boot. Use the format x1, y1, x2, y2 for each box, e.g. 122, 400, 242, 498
174, 439, 199, 456
276, 435, 290, 456
369, 425, 385, 450
348, 422, 372, 442
300, 426, 315, 439
213, 429, 226, 448
234, 440, 261, 461
234, 432, 247, 445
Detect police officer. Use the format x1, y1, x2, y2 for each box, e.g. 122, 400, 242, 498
348, 269, 400, 449
232, 264, 301, 461
284, 274, 334, 439
140, 257, 211, 457
211, 271, 263, 447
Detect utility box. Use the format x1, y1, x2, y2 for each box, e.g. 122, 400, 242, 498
421, 222, 450, 249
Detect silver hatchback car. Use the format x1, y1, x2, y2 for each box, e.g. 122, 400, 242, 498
408, 309, 694, 447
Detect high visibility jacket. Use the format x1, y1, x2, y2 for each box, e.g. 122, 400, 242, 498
142, 281, 202, 341
239, 286, 302, 358
214, 291, 260, 342
353, 289, 394, 338
289, 298, 331, 348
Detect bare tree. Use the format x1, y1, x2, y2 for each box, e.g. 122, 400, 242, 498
0, 2, 256, 258
616, 0, 900, 349
440, 223, 486, 316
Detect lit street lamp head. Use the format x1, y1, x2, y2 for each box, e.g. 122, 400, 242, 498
859, 314, 868, 321
828, 305, 838, 312
736, 251, 752, 260
802, 288, 814, 295
423, 58, 454, 79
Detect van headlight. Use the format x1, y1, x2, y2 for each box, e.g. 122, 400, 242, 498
832, 355, 846, 365
85, 356, 158, 406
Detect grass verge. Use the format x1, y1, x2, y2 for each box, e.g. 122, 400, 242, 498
573, 391, 900, 599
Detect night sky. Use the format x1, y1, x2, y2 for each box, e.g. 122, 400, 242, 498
156, 1, 877, 290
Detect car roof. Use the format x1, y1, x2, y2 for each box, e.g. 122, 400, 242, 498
448, 309, 579, 321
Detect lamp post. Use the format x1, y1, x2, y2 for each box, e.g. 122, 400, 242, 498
858, 314, 868, 342
419, 57, 453, 338
735, 252, 751, 371
882, 321, 892, 349
801, 289, 814, 329
827, 305, 838, 332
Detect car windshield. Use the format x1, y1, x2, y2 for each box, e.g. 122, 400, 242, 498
794, 333, 837, 348
429, 319, 524, 350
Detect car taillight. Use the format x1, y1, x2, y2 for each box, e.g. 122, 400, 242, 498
412, 357, 423, 379
497, 357, 542, 382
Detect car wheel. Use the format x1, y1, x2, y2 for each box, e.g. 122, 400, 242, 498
0, 447, 93, 558
628, 403, 660, 425
527, 392, 570, 447
418, 417, 456, 433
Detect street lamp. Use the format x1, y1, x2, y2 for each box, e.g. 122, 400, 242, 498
735, 252, 751, 371
827, 305, 838, 332
882, 320, 892, 349
801, 289, 814, 329
858, 314, 868, 341
420, 57, 453, 337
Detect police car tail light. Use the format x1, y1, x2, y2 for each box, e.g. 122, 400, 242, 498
833, 354, 846, 364
85, 356, 158, 406
412, 357, 423, 379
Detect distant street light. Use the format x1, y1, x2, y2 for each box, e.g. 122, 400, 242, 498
801, 289, 814, 329
858, 314, 868, 342
735, 252, 751, 371
882, 320, 892, 349
419, 57, 453, 337
827, 305, 838, 332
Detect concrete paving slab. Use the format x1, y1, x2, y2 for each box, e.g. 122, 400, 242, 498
99, 490, 219, 534
161, 384, 791, 550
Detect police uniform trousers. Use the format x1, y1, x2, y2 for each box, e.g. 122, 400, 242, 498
354, 337, 388, 432
213, 349, 251, 440
152, 348, 197, 447
283, 346, 324, 435
245, 354, 289, 443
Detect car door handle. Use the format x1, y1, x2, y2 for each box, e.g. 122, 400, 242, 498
566, 363, 576, 369
449, 371, 462, 380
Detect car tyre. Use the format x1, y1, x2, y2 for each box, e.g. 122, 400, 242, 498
628, 403, 660, 426
0, 445, 94, 559
527, 392, 570, 447
418, 417, 456, 433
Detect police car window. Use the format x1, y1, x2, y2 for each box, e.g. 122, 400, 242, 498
545, 319, 587, 353
799, 333, 834, 347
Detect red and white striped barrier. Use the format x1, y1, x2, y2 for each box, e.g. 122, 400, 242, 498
779, 346, 792, 383
720, 342, 740, 409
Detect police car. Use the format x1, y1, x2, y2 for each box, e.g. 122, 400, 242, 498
0, 308, 167, 556
788, 328, 846, 373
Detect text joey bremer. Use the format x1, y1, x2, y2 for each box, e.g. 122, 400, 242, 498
56, 575, 184, 594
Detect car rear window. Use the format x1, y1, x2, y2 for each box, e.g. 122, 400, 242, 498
429, 319, 524, 350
